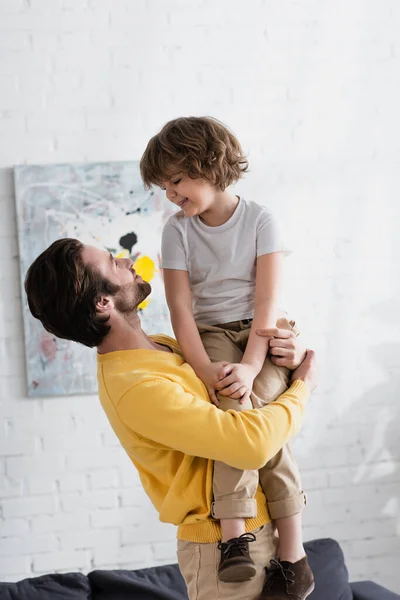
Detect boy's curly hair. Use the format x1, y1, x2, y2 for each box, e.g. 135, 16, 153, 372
140, 116, 249, 191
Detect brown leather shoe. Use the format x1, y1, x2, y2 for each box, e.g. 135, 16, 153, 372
217, 533, 257, 582
258, 556, 315, 599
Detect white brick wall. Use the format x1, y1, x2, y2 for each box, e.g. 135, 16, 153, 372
0, 0, 399, 592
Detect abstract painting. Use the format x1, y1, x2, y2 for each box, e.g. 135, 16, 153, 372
15, 161, 175, 397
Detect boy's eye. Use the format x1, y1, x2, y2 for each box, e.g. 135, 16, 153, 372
160, 186, 166, 191
173, 179, 181, 185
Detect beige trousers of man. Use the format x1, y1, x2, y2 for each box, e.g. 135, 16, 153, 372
198, 317, 306, 522
177, 523, 278, 600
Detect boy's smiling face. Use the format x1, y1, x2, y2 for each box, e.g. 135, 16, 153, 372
160, 172, 217, 218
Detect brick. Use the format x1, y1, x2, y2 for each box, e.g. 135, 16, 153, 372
61, 0, 88, 9
57, 473, 86, 493
109, 4, 166, 27
0, 134, 55, 165
0, 533, 57, 556
0, 113, 25, 138
0, 518, 29, 537
119, 464, 142, 487
121, 521, 176, 546
93, 541, 152, 567
65, 449, 123, 471
1, 0, 27, 13
61, 527, 119, 551
88, 469, 119, 490
0, 555, 30, 577
2, 495, 56, 518
0, 476, 23, 498
101, 428, 121, 448
26, 476, 56, 495
0, 433, 36, 456
348, 537, 400, 558
30, 33, 58, 53
90, 507, 142, 529
152, 540, 177, 562
42, 431, 102, 452
0, 10, 108, 31
33, 549, 89, 573
44, 90, 112, 111
6, 455, 65, 478
11, 414, 75, 437
61, 489, 118, 512
28, 0, 63, 12
301, 470, 329, 490
0, 49, 52, 76
31, 512, 89, 534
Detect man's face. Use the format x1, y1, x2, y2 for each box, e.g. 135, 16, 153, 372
81, 245, 151, 315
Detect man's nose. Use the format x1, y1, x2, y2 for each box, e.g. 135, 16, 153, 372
124, 258, 134, 269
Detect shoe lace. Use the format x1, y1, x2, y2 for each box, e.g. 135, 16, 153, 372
217, 533, 256, 558
264, 559, 295, 591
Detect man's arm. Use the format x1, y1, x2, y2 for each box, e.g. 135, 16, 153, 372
117, 351, 316, 471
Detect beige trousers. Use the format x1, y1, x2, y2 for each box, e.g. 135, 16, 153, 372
198, 317, 306, 522
177, 523, 278, 600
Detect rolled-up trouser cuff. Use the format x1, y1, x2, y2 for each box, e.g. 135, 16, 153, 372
211, 498, 258, 520
267, 491, 307, 520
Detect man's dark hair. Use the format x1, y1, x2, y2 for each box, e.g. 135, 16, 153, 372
25, 238, 119, 348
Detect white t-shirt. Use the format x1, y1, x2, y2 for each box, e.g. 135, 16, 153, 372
161, 197, 290, 325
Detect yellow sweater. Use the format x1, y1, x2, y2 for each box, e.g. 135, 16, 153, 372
97, 334, 309, 543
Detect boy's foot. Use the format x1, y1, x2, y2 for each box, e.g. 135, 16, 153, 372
217, 532, 257, 582
258, 556, 314, 599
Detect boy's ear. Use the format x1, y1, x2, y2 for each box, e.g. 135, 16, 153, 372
96, 295, 114, 315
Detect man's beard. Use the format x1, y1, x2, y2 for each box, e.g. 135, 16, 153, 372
114, 279, 151, 314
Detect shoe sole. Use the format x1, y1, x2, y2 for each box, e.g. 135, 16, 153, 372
218, 563, 257, 583
302, 582, 315, 599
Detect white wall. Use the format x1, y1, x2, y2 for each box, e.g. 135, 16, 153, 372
0, 0, 399, 592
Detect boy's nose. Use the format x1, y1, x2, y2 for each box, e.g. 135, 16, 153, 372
167, 189, 177, 201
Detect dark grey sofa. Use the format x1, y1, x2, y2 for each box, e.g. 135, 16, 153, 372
0, 538, 398, 599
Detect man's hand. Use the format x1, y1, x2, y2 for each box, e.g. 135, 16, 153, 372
215, 362, 259, 404
291, 349, 317, 392
196, 361, 229, 406
256, 326, 306, 369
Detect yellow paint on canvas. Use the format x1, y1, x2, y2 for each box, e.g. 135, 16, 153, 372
133, 255, 156, 310
116, 249, 130, 259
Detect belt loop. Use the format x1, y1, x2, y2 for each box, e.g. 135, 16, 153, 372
241, 318, 252, 328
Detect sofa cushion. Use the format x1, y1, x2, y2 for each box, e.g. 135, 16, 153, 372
305, 538, 353, 600
88, 538, 353, 600
0, 573, 91, 600
89, 563, 188, 600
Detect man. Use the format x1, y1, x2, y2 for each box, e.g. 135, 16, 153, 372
25, 238, 317, 600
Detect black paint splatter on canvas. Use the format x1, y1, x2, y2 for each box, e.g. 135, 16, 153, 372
119, 231, 138, 254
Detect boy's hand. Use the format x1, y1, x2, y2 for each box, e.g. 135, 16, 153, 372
196, 361, 230, 406
215, 362, 259, 404
256, 326, 306, 369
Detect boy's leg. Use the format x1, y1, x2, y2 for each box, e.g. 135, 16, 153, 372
252, 365, 306, 527
250, 316, 305, 524
251, 317, 313, 598
177, 523, 278, 600
198, 323, 258, 522
198, 323, 259, 582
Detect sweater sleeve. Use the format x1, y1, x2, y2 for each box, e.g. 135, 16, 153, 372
117, 380, 309, 470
